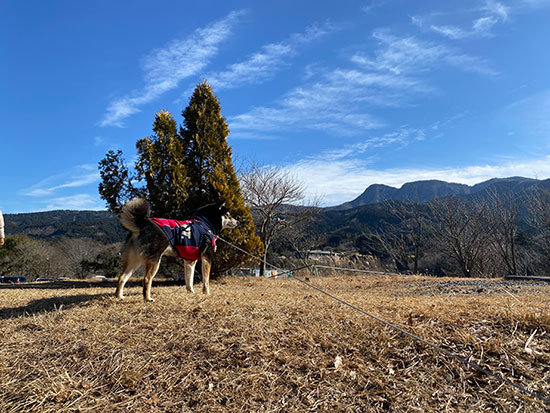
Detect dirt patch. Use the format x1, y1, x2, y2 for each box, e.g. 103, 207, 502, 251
403, 278, 548, 296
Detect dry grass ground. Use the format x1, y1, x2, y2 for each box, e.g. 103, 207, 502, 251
0, 274, 548, 412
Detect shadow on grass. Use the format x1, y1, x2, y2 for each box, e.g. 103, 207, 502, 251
0, 279, 194, 320
0, 280, 116, 290
0, 293, 111, 320
0, 278, 187, 291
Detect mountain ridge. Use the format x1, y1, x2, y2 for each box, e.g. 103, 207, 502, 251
331, 176, 543, 210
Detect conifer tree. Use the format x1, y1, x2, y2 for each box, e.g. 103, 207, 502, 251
135, 110, 188, 218
180, 81, 263, 271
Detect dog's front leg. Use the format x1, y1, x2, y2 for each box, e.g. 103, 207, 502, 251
184, 260, 197, 293
201, 257, 212, 295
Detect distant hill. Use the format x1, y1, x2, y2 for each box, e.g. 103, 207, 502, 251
4, 210, 125, 243
331, 177, 544, 210
4, 176, 549, 249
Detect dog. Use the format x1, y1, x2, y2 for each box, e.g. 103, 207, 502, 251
115, 198, 237, 301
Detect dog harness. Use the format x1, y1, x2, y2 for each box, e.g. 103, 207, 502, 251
150, 217, 215, 261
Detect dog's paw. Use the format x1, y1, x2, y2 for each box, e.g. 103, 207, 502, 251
116, 295, 125, 300
144, 297, 155, 302
202, 288, 210, 295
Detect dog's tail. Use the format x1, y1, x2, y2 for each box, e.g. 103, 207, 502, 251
119, 198, 151, 234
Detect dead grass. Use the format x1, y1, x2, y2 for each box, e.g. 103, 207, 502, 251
0, 275, 548, 412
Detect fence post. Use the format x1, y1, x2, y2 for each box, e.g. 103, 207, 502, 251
309, 265, 319, 278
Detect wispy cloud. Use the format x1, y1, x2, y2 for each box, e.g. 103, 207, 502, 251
357, 31, 448, 75
483, 0, 510, 21
22, 166, 99, 197
317, 127, 426, 161
229, 80, 386, 137
416, 1, 510, 40
443, 53, 498, 75
43, 194, 105, 211
355, 30, 496, 76
283, 155, 550, 206
429, 25, 469, 40
206, 22, 336, 90
100, 10, 245, 127
362, 0, 389, 14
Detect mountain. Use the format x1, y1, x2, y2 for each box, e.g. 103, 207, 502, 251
4, 210, 125, 242
470, 176, 540, 194
332, 177, 542, 210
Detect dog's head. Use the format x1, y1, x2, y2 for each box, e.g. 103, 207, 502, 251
219, 204, 238, 230
193, 202, 238, 233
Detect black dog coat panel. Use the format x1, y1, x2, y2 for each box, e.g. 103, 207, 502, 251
150, 218, 215, 261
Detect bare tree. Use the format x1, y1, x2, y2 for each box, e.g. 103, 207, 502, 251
366, 228, 411, 273
362, 200, 424, 274
486, 190, 519, 275
391, 200, 423, 273
0, 236, 56, 279
427, 197, 493, 277
50, 237, 107, 278
525, 185, 550, 273
240, 164, 320, 275
528, 186, 550, 242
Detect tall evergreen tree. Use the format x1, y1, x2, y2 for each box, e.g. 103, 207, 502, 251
135, 110, 188, 218
180, 81, 263, 271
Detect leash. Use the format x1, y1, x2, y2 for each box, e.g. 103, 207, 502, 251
216, 235, 550, 405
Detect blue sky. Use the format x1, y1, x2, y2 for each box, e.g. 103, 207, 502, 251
2, 0, 550, 213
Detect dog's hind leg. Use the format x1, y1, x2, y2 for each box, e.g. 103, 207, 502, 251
115, 252, 141, 300
183, 260, 197, 293
143, 258, 161, 302
201, 257, 212, 295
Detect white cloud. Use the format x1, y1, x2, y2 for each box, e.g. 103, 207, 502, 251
283, 155, 550, 206
22, 167, 100, 197
44, 194, 105, 211
207, 43, 294, 89
443, 53, 498, 75
206, 22, 336, 90
229, 84, 385, 137
359, 31, 497, 75
100, 10, 245, 127
472, 16, 499, 36
483, 1, 510, 21
363, 31, 448, 74
419, 1, 510, 39
362, 0, 388, 14
316, 128, 425, 162
228, 67, 397, 135
429, 25, 469, 40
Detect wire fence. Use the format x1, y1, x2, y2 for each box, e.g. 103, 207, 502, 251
217, 235, 550, 406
